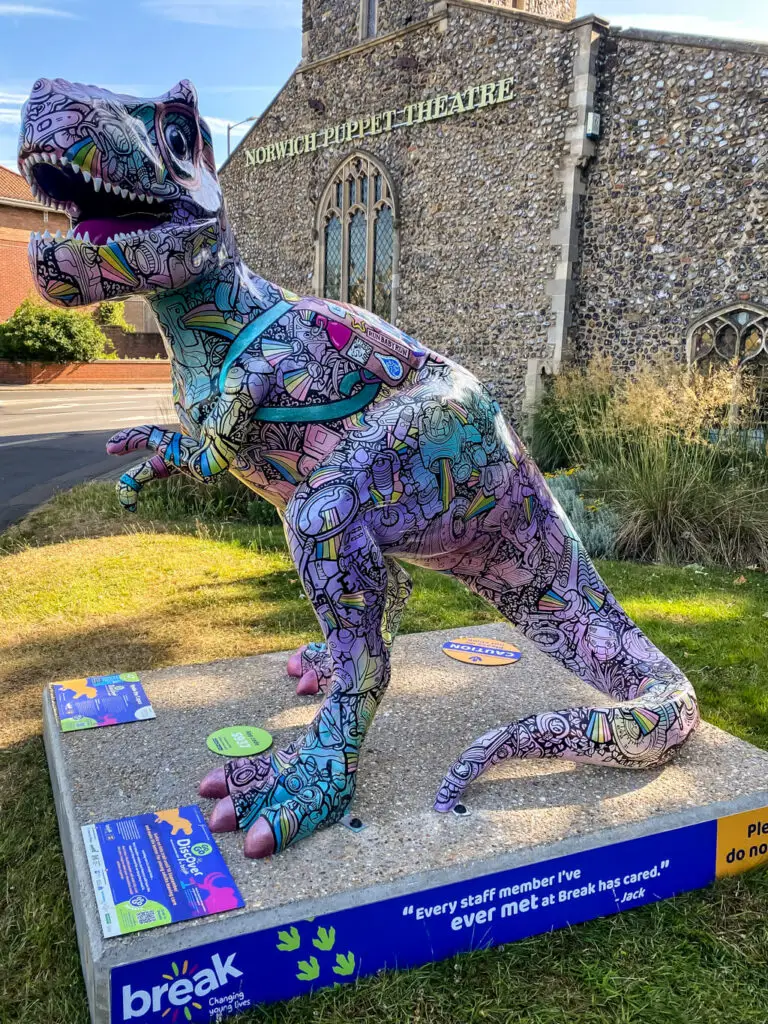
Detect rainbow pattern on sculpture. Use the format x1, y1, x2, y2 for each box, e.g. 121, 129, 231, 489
21, 77, 700, 860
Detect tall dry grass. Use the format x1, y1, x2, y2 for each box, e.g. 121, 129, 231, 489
532, 357, 768, 569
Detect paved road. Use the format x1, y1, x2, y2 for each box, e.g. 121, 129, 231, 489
0, 386, 173, 531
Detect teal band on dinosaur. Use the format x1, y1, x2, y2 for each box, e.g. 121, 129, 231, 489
253, 382, 381, 423
218, 299, 293, 390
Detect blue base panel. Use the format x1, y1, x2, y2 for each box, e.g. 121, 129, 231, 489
112, 813, 738, 1022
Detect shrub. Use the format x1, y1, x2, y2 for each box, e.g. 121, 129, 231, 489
0, 297, 115, 363
93, 300, 136, 333
533, 357, 768, 569
548, 470, 618, 559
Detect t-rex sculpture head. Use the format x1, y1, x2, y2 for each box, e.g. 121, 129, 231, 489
18, 78, 230, 307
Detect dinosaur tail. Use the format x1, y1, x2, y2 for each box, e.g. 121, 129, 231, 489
435, 470, 700, 811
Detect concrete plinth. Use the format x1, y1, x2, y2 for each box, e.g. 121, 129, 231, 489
44, 624, 768, 1024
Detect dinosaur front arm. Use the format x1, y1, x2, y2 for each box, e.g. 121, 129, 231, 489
108, 367, 266, 496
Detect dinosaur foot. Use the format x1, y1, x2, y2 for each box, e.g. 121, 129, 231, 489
204, 746, 356, 858
286, 641, 332, 696
199, 748, 294, 817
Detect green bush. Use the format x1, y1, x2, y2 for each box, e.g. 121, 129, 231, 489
547, 470, 618, 559
93, 301, 136, 333
0, 297, 115, 363
533, 358, 768, 569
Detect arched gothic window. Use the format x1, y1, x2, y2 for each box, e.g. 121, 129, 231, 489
688, 302, 768, 418
316, 153, 397, 320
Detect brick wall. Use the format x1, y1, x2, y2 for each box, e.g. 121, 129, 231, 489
0, 232, 36, 320
0, 202, 70, 320
0, 359, 171, 385
0, 203, 69, 233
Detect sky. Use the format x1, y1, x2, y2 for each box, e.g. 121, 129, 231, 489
1, 0, 767, 173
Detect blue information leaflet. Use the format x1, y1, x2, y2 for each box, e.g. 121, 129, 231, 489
112, 818, 716, 1022
53, 673, 155, 731
82, 806, 244, 938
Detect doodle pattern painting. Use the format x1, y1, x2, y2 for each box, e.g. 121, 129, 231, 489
20, 78, 699, 859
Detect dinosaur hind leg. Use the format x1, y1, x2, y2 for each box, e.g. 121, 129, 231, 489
287, 557, 412, 695
435, 536, 699, 811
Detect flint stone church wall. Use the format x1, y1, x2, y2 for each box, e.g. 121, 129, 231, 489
570, 29, 768, 372
221, 5, 578, 417
221, 0, 768, 421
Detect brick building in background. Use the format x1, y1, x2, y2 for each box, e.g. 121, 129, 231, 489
0, 164, 69, 320
0, 164, 165, 358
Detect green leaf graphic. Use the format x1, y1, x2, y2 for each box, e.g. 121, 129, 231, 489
333, 951, 356, 976
276, 926, 300, 951
312, 925, 336, 951
296, 956, 320, 981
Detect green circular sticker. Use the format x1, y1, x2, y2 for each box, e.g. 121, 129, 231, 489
206, 725, 273, 757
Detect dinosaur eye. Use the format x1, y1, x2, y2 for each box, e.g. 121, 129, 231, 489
164, 122, 190, 161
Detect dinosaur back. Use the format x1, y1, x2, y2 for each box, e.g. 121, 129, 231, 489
298, 297, 428, 388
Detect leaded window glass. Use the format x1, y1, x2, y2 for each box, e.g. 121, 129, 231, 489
317, 153, 397, 319
362, 0, 376, 39
324, 215, 341, 300
373, 206, 393, 317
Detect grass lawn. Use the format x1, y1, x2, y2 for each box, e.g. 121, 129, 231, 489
2, 482, 768, 1024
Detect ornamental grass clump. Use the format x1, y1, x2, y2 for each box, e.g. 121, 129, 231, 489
533, 357, 768, 569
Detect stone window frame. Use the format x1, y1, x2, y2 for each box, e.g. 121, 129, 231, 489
315, 150, 400, 321
687, 302, 768, 369
688, 301, 768, 423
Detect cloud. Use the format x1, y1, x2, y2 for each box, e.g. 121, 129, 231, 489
0, 90, 25, 125
0, 4, 79, 16
604, 11, 768, 43
141, 0, 300, 29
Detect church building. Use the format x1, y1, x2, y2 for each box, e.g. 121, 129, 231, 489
220, 0, 768, 423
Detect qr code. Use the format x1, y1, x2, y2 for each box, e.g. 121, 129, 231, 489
136, 910, 157, 925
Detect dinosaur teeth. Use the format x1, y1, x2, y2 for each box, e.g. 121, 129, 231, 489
128, 191, 136, 201
54, 230, 63, 241
82, 170, 91, 184
92, 176, 102, 192
66, 228, 74, 239
61, 156, 69, 166
119, 187, 128, 198
81, 231, 91, 243
104, 181, 112, 193
145, 195, 154, 205
71, 162, 81, 175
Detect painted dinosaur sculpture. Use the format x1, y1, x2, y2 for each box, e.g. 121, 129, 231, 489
20, 78, 699, 860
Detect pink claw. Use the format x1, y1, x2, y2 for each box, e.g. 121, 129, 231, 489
287, 645, 307, 677
244, 818, 276, 859
208, 796, 237, 832
199, 767, 227, 798
296, 669, 320, 696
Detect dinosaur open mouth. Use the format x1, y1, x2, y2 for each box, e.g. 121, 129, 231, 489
21, 152, 173, 245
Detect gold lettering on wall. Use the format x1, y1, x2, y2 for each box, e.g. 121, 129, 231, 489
245, 76, 514, 167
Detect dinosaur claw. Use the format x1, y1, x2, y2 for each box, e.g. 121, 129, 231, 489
296, 669, 320, 696
244, 818, 276, 859
208, 796, 237, 832
286, 645, 307, 677
199, 767, 227, 798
